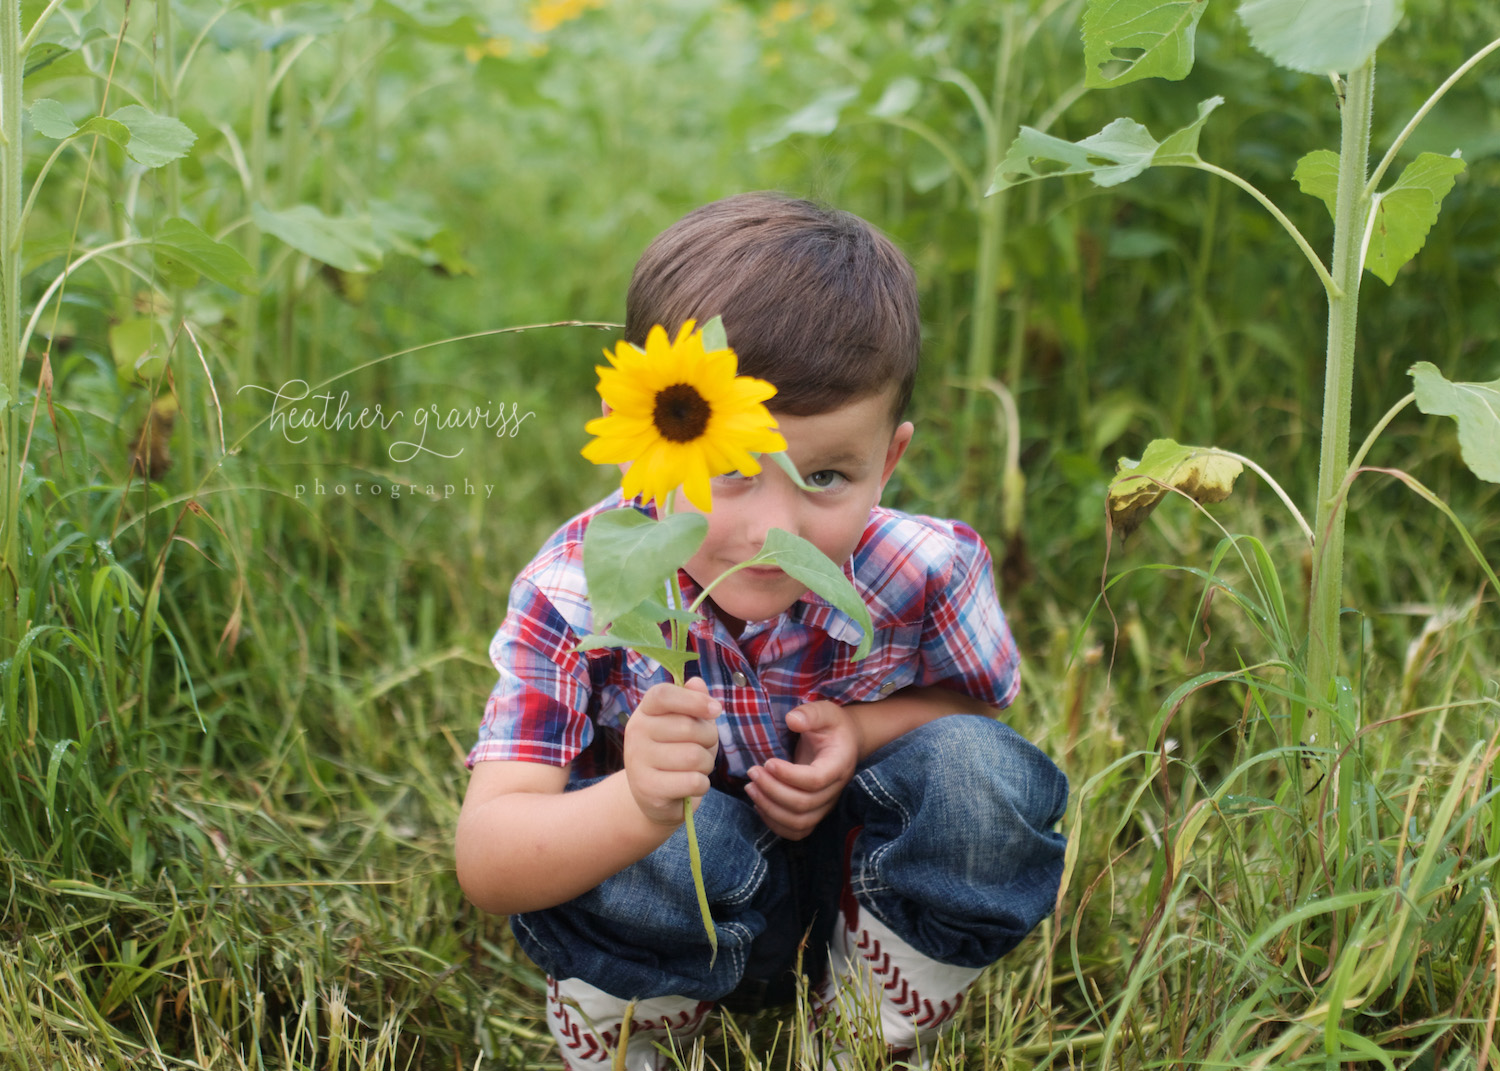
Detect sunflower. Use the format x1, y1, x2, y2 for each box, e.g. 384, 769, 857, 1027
582, 320, 787, 513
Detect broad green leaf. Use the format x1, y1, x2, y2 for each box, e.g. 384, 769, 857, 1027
989, 118, 1158, 193
29, 99, 77, 138
109, 319, 168, 383
576, 602, 699, 682
764, 450, 815, 491
1294, 149, 1341, 217
1237, 0, 1403, 75
0, 381, 11, 408
153, 218, 257, 294
750, 87, 859, 151
1083, 0, 1209, 88
742, 528, 873, 659
373, 0, 486, 44
76, 116, 131, 147
252, 203, 383, 273
870, 77, 921, 119
108, 105, 196, 167
1296, 151, 1466, 283
582, 508, 708, 633
1154, 96, 1224, 163
1410, 362, 1500, 483
699, 315, 728, 352
1365, 153, 1465, 285
367, 198, 442, 260
1108, 439, 1244, 539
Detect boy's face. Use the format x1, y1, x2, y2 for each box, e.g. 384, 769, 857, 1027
678, 389, 913, 632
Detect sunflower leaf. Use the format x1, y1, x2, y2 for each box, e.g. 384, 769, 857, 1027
576, 602, 699, 681
1108, 439, 1244, 539
764, 450, 815, 491
1410, 362, 1500, 483
582, 508, 708, 634
700, 315, 728, 352
742, 528, 873, 659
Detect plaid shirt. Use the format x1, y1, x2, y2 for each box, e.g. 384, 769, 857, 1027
469, 491, 1020, 781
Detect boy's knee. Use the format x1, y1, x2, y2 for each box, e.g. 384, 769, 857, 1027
868, 715, 1069, 832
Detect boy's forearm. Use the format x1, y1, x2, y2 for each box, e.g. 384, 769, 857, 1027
455, 771, 676, 915
850, 685, 1000, 759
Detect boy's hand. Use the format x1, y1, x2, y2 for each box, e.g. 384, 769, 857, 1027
623, 678, 722, 828
746, 700, 860, 841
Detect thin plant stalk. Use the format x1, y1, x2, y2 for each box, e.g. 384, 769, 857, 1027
661, 490, 718, 962
1, 0, 23, 644
1301, 61, 1376, 810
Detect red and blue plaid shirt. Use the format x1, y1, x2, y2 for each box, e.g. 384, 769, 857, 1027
469, 491, 1020, 781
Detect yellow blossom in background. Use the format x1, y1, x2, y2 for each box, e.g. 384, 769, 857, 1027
529, 0, 605, 34
582, 321, 786, 513
464, 36, 513, 63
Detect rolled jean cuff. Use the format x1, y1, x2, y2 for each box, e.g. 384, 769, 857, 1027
845, 714, 1069, 968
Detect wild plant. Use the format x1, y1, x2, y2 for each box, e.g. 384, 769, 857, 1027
992, 1, 1500, 1062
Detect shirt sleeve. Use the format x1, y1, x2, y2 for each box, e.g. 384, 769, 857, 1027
916, 521, 1021, 708
467, 574, 596, 768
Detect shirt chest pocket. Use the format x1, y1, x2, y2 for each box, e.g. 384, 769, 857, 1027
811, 624, 922, 705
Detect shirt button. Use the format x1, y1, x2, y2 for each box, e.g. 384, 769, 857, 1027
731, 671, 749, 687
878, 680, 897, 697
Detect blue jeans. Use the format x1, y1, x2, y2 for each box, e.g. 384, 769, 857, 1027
511, 715, 1068, 1007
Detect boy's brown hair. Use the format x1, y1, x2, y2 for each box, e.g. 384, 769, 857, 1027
625, 192, 921, 421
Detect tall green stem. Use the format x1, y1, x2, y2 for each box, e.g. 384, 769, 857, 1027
1302, 62, 1375, 791
959, 7, 1017, 517
1, 0, 23, 643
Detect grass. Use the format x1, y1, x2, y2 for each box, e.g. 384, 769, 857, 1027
4, 0, 1499, 1067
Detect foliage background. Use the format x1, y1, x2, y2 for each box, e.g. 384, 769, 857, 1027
3, 0, 1498, 1067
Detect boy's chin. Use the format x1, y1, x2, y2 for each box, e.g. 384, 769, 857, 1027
703, 579, 806, 629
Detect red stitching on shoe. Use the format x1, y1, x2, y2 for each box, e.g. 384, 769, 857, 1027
851, 926, 966, 1029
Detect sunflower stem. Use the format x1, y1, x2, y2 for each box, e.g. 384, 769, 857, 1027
661, 490, 718, 963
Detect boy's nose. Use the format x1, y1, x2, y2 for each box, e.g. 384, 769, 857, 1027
745, 475, 802, 548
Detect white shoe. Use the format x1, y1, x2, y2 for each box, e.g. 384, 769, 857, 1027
546, 976, 715, 1071
814, 901, 981, 1060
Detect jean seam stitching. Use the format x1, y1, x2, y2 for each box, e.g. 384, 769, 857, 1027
851, 768, 908, 905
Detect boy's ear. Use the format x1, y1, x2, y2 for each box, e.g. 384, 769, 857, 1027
878, 421, 914, 491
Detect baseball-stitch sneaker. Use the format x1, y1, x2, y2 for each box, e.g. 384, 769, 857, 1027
546, 976, 715, 1071
813, 901, 981, 1067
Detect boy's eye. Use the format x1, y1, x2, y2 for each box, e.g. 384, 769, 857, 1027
713, 470, 754, 484
804, 470, 847, 491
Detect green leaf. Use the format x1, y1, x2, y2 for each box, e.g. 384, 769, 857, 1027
750, 87, 860, 151
1297, 151, 1466, 283
252, 203, 383, 273
75, 116, 131, 147
107, 105, 196, 167
764, 450, 815, 491
1410, 362, 1500, 483
1294, 149, 1341, 217
1154, 96, 1224, 163
29, 99, 77, 138
870, 76, 921, 119
575, 602, 699, 682
1365, 153, 1466, 286
1083, 0, 1209, 88
989, 118, 1158, 193
153, 218, 257, 294
699, 315, 728, 352
1108, 439, 1245, 539
1237, 0, 1403, 75
582, 508, 708, 633
741, 528, 873, 660
109, 319, 168, 384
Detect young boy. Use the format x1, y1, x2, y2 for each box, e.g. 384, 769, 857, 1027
457, 193, 1068, 1069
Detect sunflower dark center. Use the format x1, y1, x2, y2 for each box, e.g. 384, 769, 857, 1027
653, 383, 711, 443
